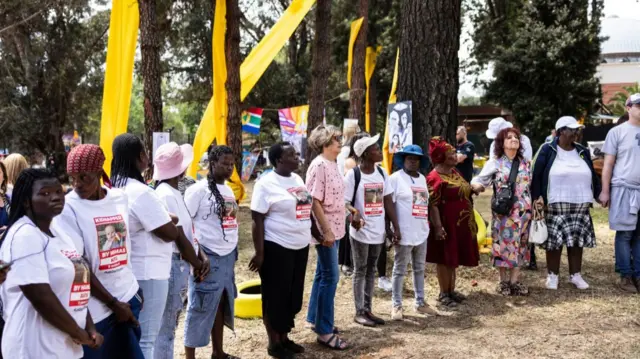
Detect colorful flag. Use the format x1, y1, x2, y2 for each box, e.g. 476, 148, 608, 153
278, 105, 309, 158
241, 108, 263, 134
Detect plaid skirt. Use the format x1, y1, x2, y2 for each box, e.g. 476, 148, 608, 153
543, 202, 596, 251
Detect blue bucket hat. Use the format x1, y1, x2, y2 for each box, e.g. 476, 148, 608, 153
393, 144, 430, 170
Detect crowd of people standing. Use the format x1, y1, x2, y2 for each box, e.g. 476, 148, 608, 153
0, 93, 637, 358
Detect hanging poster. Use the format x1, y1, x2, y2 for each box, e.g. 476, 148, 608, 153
387, 101, 412, 153
241, 151, 259, 182
278, 105, 309, 158
343, 119, 360, 138
241, 108, 263, 135
152, 132, 170, 160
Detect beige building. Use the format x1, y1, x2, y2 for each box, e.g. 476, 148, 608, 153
597, 17, 640, 104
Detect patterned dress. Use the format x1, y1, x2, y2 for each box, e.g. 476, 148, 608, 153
472, 156, 532, 268
426, 169, 479, 268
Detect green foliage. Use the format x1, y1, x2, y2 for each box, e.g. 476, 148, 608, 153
609, 83, 640, 116
0, 0, 109, 157
469, 0, 604, 143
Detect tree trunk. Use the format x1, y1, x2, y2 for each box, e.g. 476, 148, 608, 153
225, 0, 243, 173
397, 0, 461, 146
348, 0, 368, 125
368, 71, 377, 134
139, 0, 164, 179
305, 0, 332, 166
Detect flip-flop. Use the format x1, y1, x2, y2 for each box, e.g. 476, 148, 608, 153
317, 334, 349, 351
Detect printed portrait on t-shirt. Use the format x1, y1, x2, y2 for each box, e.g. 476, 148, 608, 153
288, 187, 312, 220
222, 196, 239, 229
411, 187, 429, 218
364, 183, 384, 216
61, 250, 91, 309
94, 215, 129, 271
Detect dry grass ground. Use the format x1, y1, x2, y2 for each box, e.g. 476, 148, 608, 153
174, 183, 640, 359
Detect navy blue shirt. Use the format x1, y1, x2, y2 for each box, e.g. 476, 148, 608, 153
456, 141, 475, 183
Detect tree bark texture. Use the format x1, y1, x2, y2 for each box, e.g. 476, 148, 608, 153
225, 0, 243, 173
305, 0, 332, 165
348, 0, 368, 124
397, 0, 461, 146
368, 71, 377, 134
139, 0, 164, 178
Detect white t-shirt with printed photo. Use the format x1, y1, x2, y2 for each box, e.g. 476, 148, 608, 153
122, 178, 173, 281
344, 167, 393, 245
389, 170, 430, 246
156, 182, 196, 254
250, 172, 312, 250
185, 180, 239, 256
1, 217, 90, 359
52, 188, 139, 322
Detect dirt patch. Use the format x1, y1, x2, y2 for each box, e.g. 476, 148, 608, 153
173, 187, 640, 359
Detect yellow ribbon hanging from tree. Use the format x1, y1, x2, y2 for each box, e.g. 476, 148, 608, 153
382, 48, 400, 174
99, 0, 139, 176
347, 17, 364, 89
188, 0, 316, 191
364, 46, 382, 132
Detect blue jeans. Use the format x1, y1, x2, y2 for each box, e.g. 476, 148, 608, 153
306, 241, 339, 335
83, 290, 144, 359
615, 217, 640, 278
138, 279, 169, 358
154, 255, 189, 359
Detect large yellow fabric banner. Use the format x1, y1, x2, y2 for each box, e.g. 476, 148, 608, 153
364, 46, 382, 132
188, 0, 316, 191
347, 17, 364, 89
99, 0, 139, 176
382, 49, 400, 174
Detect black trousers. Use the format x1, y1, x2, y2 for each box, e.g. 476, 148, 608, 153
260, 241, 309, 334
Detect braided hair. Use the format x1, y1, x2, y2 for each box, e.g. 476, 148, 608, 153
204, 145, 234, 241
111, 134, 145, 188
1, 169, 57, 244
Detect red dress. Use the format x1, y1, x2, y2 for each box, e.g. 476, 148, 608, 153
426, 169, 479, 268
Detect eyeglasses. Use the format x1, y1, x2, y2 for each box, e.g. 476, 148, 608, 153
333, 135, 343, 143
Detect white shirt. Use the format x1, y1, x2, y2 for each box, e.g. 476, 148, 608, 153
490, 134, 533, 161
548, 147, 593, 204
156, 183, 196, 254
250, 172, 312, 250
337, 146, 351, 177
122, 178, 173, 281
344, 167, 393, 245
52, 188, 139, 322
1, 217, 89, 359
389, 171, 430, 246
185, 180, 239, 255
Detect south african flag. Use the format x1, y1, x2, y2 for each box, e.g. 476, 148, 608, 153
241, 108, 263, 135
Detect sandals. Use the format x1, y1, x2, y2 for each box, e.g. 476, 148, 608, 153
309, 325, 340, 334
437, 293, 458, 309
511, 282, 529, 296
212, 355, 240, 359
317, 334, 349, 351
450, 291, 467, 303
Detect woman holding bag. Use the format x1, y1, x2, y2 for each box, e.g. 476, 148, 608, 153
471, 128, 532, 296
531, 116, 600, 290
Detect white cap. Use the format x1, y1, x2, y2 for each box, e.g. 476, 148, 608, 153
555, 116, 584, 131
354, 134, 381, 157
627, 93, 640, 106
486, 117, 513, 139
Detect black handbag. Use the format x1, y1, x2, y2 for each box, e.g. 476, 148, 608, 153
491, 158, 520, 216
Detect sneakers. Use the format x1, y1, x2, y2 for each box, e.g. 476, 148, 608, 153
391, 306, 403, 321
497, 281, 511, 296
510, 282, 529, 296
415, 303, 438, 316
378, 276, 392, 292
546, 273, 559, 290
619, 277, 638, 293
569, 273, 589, 290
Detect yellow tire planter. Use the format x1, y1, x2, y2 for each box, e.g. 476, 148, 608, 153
235, 278, 263, 319
474, 209, 492, 254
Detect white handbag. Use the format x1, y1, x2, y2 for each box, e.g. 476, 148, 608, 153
529, 206, 548, 245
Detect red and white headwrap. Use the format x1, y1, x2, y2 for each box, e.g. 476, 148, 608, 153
67, 144, 112, 188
